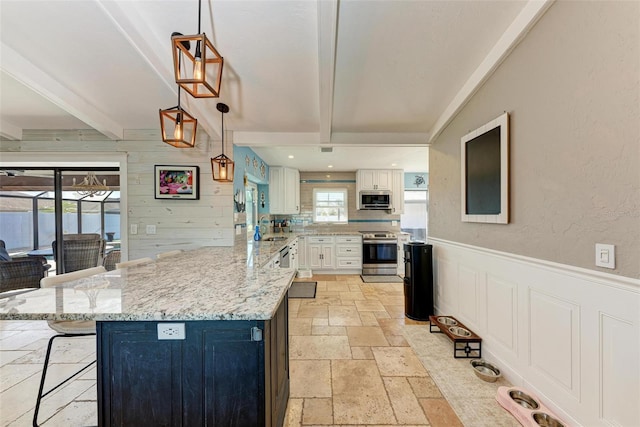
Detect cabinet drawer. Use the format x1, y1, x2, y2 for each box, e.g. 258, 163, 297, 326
336, 258, 362, 269
335, 236, 362, 244
336, 245, 361, 257
308, 236, 334, 244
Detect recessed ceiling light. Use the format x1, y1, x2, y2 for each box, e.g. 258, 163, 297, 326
288, 155, 294, 159
328, 165, 333, 168
391, 163, 397, 166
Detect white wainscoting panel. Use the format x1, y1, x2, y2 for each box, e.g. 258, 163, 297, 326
430, 237, 640, 427
486, 275, 518, 355
599, 313, 638, 426
458, 266, 480, 325
529, 290, 580, 397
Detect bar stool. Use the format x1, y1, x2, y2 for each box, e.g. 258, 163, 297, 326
33, 266, 107, 427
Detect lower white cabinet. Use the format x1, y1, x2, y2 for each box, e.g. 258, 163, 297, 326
335, 235, 362, 270
299, 235, 362, 273
308, 236, 335, 269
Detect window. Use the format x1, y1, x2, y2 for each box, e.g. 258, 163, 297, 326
313, 189, 348, 223
400, 190, 427, 241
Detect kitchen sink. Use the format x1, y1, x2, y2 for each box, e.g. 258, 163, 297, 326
264, 236, 288, 241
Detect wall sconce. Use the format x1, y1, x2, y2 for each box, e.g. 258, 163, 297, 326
171, 0, 223, 98
211, 103, 234, 182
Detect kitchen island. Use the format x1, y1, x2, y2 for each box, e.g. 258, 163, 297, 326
0, 238, 296, 426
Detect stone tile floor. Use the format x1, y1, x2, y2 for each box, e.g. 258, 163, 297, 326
0, 274, 514, 426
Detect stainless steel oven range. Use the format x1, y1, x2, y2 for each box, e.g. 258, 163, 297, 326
360, 231, 398, 275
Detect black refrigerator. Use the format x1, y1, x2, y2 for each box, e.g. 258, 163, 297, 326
403, 242, 434, 320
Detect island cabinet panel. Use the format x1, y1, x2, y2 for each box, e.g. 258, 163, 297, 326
97, 298, 289, 427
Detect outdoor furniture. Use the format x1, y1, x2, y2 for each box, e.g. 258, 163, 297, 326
0, 240, 50, 294
33, 266, 106, 427
102, 250, 121, 271
53, 234, 106, 273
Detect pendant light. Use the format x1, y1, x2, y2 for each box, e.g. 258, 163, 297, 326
172, 0, 224, 98
211, 103, 234, 182
159, 84, 198, 148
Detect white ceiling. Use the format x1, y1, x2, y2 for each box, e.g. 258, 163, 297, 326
0, 0, 551, 172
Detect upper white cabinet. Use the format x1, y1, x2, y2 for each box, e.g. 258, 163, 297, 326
269, 167, 300, 214
357, 169, 392, 191
391, 169, 404, 214
356, 169, 404, 212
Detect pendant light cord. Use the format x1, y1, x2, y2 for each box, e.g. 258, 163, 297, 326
221, 108, 225, 156
197, 0, 202, 34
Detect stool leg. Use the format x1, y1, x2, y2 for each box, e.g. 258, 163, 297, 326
33, 334, 60, 427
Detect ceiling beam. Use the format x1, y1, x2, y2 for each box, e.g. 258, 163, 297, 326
0, 43, 124, 140
316, 0, 339, 144
0, 119, 23, 141
428, 0, 555, 144
233, 132, 320, 146
94, 0, 220, 140
233, 131, 429, 146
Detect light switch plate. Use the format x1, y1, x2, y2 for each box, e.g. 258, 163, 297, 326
130, 224, 138, 235
392, 220, 398, 226
595, 243, 615, 269
146, 224, 156, 235
235, 224, 242, 235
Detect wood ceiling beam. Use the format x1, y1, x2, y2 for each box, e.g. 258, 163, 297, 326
428, 0, 555, 144
0, 43, 123, 140
316, 0, 339, 144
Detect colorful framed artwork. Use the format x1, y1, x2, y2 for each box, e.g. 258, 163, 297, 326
154, 165, 200, 200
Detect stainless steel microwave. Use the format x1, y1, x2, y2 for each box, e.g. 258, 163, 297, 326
360, 191, 391, 210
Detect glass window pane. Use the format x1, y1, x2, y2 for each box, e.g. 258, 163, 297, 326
313, 189, 348, 223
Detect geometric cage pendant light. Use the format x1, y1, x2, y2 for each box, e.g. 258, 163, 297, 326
159, 85, 198, 148
211, 102, 234, 182
172, 0, 224, 98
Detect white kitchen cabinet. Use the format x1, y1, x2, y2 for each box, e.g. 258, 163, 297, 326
335, 235, 362, 271
307, 236, 335, 270
357, 169, 392, 191
391, 169, 405, 214
269, 166, 300, 214
297, 237, 308, 268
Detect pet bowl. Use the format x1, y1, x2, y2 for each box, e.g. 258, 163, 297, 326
448, 326, 472, 337
509, 390, 540, 410
470, 359, 501, 382
437, 316, 458, 326
532, 412, 565, 427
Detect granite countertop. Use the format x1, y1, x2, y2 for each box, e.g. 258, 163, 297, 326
0, 240, 296, 322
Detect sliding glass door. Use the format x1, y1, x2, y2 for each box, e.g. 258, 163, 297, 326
0, 168, 120, 274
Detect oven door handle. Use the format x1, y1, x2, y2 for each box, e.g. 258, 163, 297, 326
363, 239, 398, 244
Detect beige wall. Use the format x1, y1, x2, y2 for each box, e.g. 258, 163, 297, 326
0, 131, 235, 260
289, 171, 401, 233
429, 1, 640, 278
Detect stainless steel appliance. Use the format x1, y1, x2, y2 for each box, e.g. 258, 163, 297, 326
361, 231, 398, 275
403, 242, 433, 320
279, 245, 290, 269
360, 191, 391, 210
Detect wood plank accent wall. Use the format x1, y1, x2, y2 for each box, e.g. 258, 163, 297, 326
0, 131, 234, 260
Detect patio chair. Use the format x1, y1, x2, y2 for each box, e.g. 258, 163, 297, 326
0, 240, 49, 294
102, 249, 121, 271
33, 266, 107, 427
53, 235, 106, 273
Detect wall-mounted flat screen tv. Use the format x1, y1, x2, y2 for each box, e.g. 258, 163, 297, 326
460, 112, 509, 224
